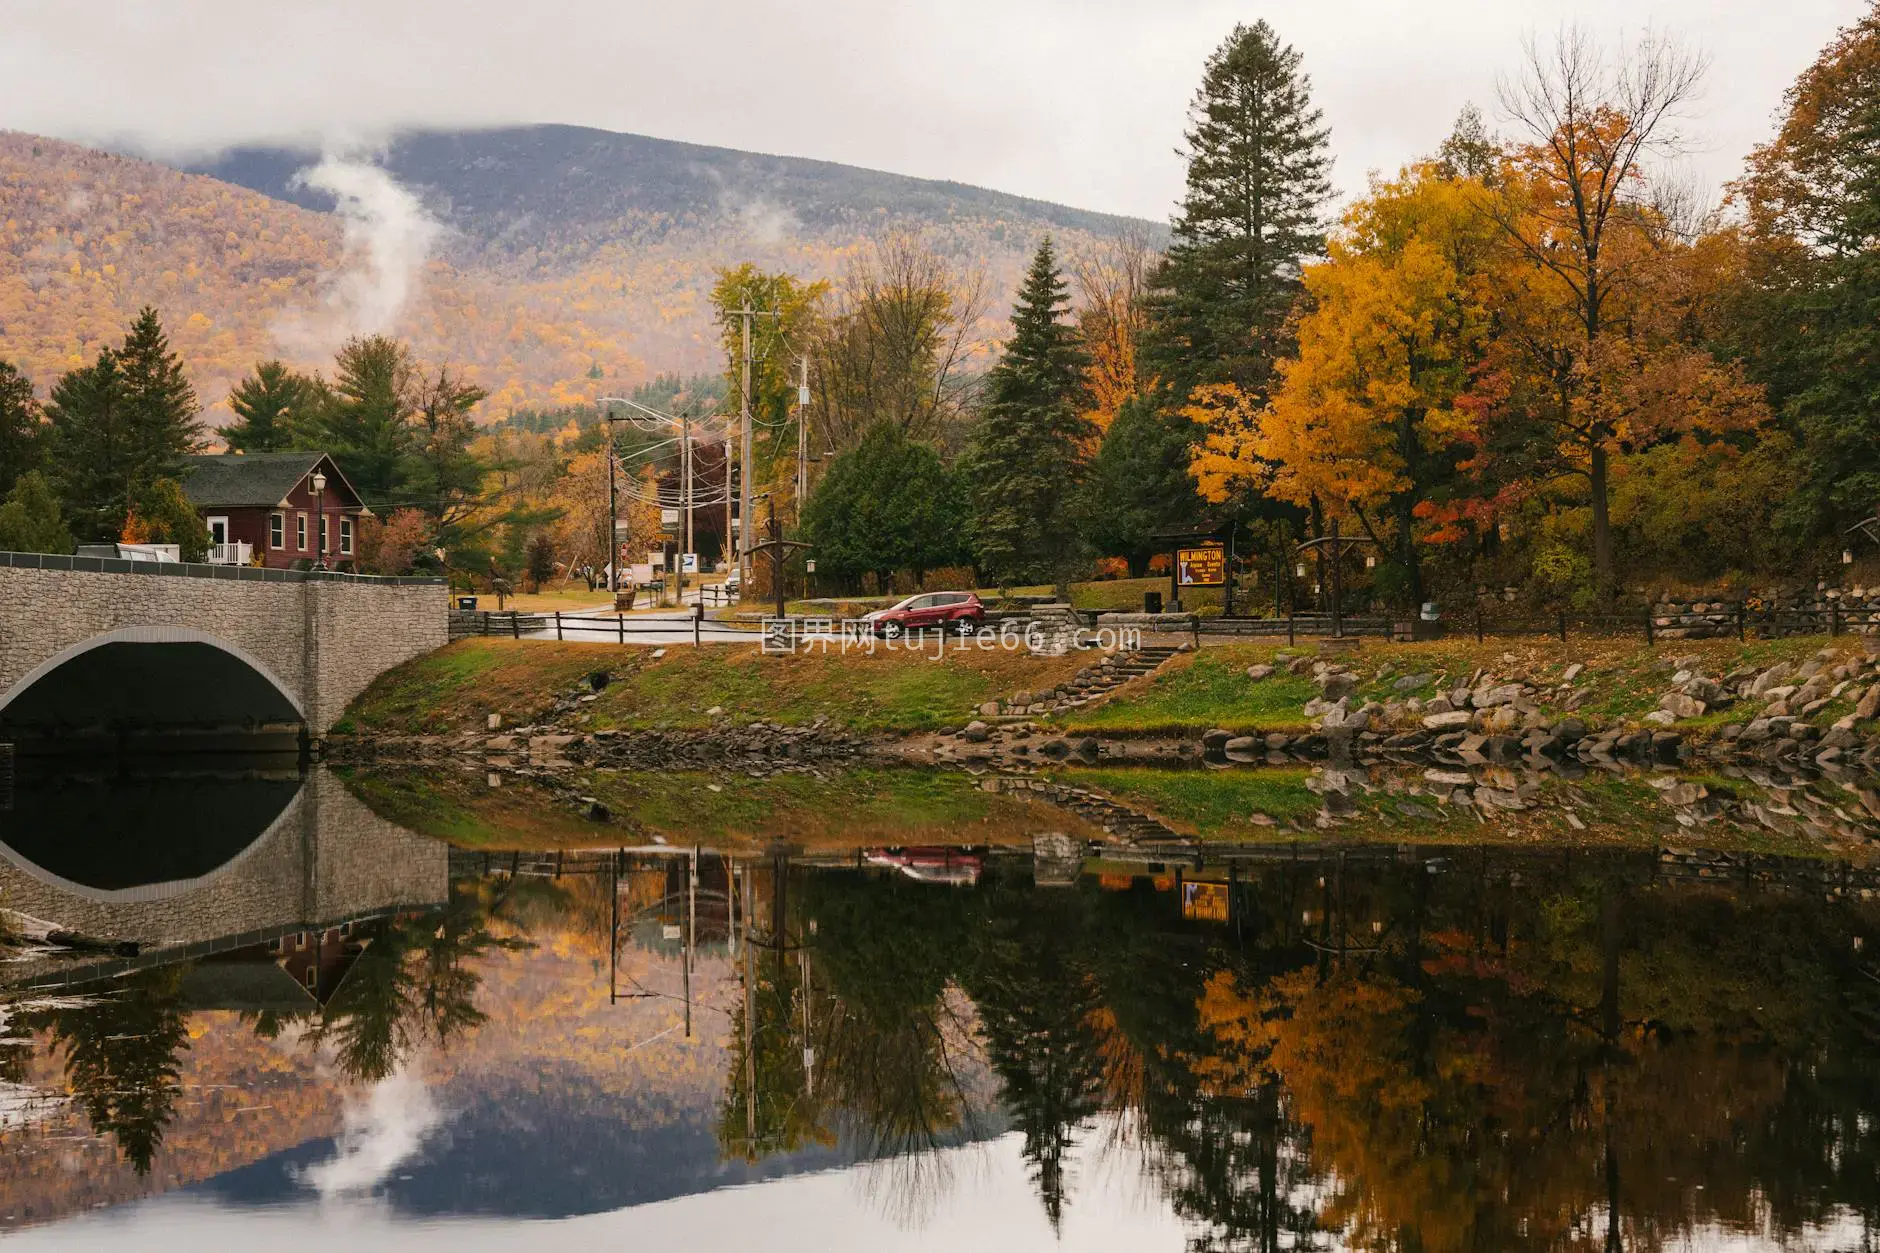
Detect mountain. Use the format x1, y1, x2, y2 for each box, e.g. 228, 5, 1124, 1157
187, 124, 1150, 266
0, 126, 1157, 425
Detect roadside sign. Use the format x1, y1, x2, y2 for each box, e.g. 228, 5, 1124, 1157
805, 559, 817, 573
1177, 545, 1226, 586
659, 508, 680, 526
681, 553, 699, 574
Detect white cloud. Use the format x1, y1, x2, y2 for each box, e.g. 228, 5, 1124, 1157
0, 0, 1865, 219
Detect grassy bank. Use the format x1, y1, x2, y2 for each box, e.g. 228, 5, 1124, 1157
1057, 634, 1857, 737
337, 638, 1089, 736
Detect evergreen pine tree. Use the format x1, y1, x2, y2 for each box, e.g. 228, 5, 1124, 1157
0, 470, 74, 555
964, 237, 1092, 591
308, 335, 417, 503
115, 307, 201, 485
0, 358, 41, 499
1141, 21, 1333, 408
1086, 396, 1203, 575
45, 348, 133, 542
220, 359, 326, 452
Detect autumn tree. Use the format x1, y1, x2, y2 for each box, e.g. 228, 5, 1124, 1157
0, 358, 42, 499
1203, 161, 1499, 607
122, 477, 209, 561
1489, 28, 1709, 596
0, 470, 72, 555
807, 234, 988, 454
963, 238, 1093, 593
1140, 20, 1333, 411
220, 359, 326, 452
1732, 4, 1880, 543
356, 506, 431, 575
711, 265, 827, 510
1071, 228, 1158, 437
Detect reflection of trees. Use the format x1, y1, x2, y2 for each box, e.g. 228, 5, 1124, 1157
964, 883, 1105, 1231
719, 870, 983, 1175
735, 852, 1880, 1249
45, 966, 191, 1175
307, 884, 529, 1082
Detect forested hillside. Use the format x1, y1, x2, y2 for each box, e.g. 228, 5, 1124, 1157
0, 128, 1154, 425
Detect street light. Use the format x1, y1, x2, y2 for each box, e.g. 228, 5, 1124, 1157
312, 469, 327, 571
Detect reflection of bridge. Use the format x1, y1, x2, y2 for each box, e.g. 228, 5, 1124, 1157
0, 551, 446, 739
0, 770, 450, 988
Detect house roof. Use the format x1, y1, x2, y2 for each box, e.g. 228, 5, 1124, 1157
182, 452, 364, 509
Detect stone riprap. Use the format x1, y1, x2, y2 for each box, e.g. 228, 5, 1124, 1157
0, 555, 446, 735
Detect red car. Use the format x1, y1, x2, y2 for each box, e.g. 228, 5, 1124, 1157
862, 591, 985, 636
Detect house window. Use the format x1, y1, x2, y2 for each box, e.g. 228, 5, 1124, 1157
270, 513, 284, 549
296, 513, 308, 551
319, 515, 329, 556
340, 517, 354, 555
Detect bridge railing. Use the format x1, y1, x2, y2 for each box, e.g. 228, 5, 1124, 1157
0, 550, 444, 584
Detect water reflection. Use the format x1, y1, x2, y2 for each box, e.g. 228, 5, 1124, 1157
0, 762, 1877, 1250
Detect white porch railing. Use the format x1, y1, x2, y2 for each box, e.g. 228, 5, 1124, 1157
208, 541, 253, 566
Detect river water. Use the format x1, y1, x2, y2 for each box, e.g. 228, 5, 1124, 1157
1, 757, 1877, 1250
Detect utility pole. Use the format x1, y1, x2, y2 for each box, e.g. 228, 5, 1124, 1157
681, 411, 693, 606
794, 355, 809, 519
731, 301, 782, 591
739, 301, 754, 589
606, 419, 617, 594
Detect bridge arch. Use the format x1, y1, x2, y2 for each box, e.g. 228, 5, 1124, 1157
0, 624, 305, 735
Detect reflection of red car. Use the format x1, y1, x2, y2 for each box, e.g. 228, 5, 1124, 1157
862, 591, 985, 636
865, 847, 983, 886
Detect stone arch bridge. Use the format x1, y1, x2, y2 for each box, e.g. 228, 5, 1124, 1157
0, 551, 447, 741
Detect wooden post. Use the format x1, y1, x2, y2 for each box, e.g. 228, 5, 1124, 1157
1644, 604, 1655, 646
1475, 607, 1484, 644
617, 612, 625, 645
694, 601, 703, 647
1287, 612, 1295, 646
555, 610, 563, 641
1832, 600, 1841, 636
1557, 611, 1567, 643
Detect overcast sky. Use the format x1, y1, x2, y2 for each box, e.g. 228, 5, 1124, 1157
0, 0, 1865, 220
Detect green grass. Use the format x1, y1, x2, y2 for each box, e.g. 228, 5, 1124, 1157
1059, 649, 1316, 734
342, 638, 1089, 736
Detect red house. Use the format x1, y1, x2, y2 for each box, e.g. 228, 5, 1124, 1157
182, 452, 370, 570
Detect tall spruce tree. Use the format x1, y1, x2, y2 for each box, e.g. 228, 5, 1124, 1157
46, 310, 201, 541
0, 358, 42, 499
115, 307, 200, 486
220, 359, 326, 452
1141, 20, 1333, 408
45, 349, 131, 542
964, 238, 1092, 592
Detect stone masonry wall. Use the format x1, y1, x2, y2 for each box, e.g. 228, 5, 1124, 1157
0, 564, 446, 734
